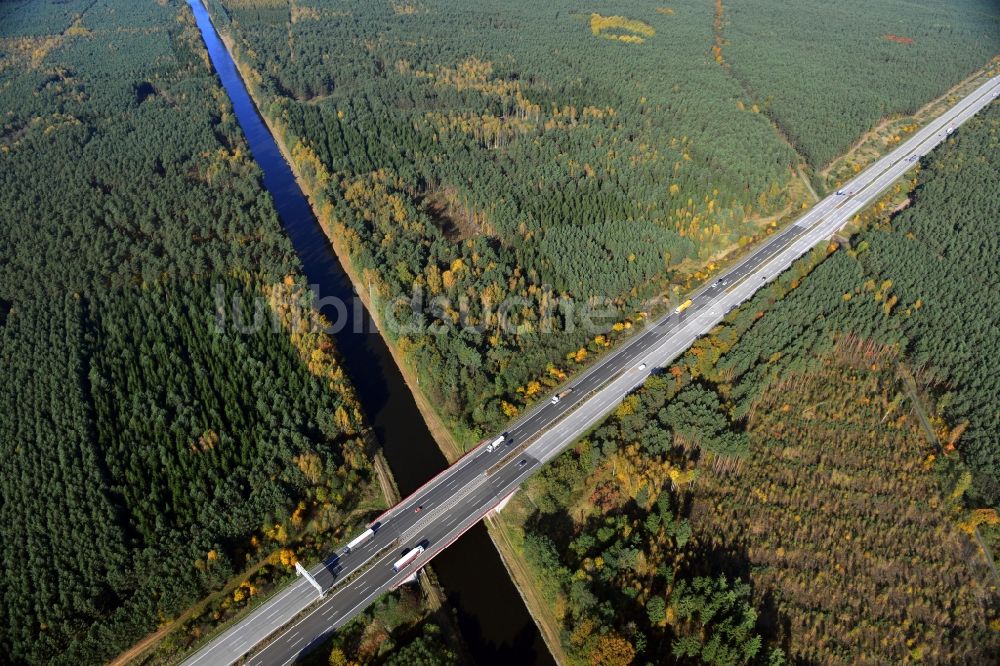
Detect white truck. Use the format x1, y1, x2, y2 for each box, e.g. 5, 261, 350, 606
344, 527, 375, 553
392, 546, 425, 573
486, 434, 505, 452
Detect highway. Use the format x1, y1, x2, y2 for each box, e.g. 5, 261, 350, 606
180, 62, 1000, 666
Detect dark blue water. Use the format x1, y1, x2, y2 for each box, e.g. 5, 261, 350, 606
186, 2, 552, 664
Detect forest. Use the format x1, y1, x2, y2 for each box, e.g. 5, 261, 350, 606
207, 0, 805, 439
3, 0, 996, 662
719, 0, 1000, 168
504, 101, 1000, 663
511, 373, 778, 665
206, 0, 998, 444
0, 1, 377, 663
706, 103, 1000, 508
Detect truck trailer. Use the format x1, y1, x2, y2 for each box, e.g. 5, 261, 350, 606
344, 528, 375, 553
550, 388, 573, 404
392, 546, 425, 573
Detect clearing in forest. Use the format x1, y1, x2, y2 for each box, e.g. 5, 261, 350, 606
589, 14, 656, 44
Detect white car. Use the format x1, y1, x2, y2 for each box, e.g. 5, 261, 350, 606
550, 395, 560, 404
836, 189, 845, 195
638, 363, 647, 370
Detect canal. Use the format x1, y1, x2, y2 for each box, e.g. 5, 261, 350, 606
186, 1, 552, 664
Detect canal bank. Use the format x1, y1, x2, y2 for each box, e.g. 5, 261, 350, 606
186, 2, 553, 664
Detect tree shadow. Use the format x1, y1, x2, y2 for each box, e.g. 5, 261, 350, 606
681, 539, 793, 659
526, 506, 579, 554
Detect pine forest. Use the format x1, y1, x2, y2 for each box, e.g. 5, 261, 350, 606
204, 0, 999, 444
0, 1, 379, 662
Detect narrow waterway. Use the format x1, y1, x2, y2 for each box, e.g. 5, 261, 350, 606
186, 2, 552, 664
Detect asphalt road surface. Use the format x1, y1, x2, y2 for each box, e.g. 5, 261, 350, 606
181, 75, 1000, 666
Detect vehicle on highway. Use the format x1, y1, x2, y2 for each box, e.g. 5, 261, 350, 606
518, 459, 527, 467
550, 388, 573, 404
946, 126, 954, 134
344, 527, 375, 553
674, 299, 693, 314
836, 189, 844, 195
391, 545, 425, 573
486, 434, 506, 452
414, 505, 422, 513
638, 363, 647, 370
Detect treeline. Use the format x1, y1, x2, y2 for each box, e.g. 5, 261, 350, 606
0, 1, 373, 663
721, 0, 1000, 167
210, 0, 804, 437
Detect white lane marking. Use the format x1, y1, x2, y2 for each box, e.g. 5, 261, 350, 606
248, 549, 401, 665
183, 581, 313, 665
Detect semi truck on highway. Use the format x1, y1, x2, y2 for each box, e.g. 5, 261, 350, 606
392, 546, 425, 573
344, 527, 376, 553
674, 299, 693, 314
486, 434, 505, 452
550, 388, 573, 404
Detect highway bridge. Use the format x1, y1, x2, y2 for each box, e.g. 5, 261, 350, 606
181, 69, 1000, 666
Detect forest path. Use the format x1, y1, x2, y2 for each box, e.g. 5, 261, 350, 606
898, 363, 1000, 586
798, 166, 819, 202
